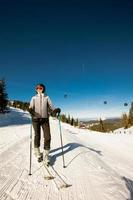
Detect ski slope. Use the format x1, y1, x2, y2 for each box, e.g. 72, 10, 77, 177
0, 108, 133, 200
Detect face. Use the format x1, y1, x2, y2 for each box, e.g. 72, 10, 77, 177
36, 86, 43, 94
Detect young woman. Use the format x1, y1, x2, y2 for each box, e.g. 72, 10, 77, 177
29, 83, 61, 165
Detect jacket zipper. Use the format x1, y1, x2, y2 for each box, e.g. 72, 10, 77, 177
40, 94, 42, 117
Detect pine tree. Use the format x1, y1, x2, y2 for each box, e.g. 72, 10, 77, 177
67, 114, 71, 124
75, 118, 79, 127
128, 102, 133, 126
76, 118, 79, 126
70, 117, 74, 126
61, 114, 67, 122
0, 79, 8, 113
122, 113, 129, 129
99, 118, 105, 132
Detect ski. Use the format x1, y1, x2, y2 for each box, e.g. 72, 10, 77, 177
44, 175, 54, 180
43, 163, 55, 180
50, 165, 72, 188
37, 155, 72, 189
33, 155, 54, 180
43, 162, 72, 189
43, 163, 61, 190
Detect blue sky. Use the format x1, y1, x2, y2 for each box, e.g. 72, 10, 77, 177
0, 0, 133, 118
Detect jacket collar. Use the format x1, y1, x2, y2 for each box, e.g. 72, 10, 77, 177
36, 93, 45, 97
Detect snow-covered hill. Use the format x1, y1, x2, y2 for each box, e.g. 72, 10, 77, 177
0, 108, 133, 200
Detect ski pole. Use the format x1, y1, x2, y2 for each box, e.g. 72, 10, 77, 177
58, 114, 66, 168
29, 117, 32, 175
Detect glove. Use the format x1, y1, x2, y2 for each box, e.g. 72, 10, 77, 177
28, 108, 41, 118
28, 108, 35, 116
55, 108, 61, 114
52, 108, 61, 117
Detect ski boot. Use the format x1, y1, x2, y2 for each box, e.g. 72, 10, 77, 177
34, 147, 43, 162
43, 150, 50, 166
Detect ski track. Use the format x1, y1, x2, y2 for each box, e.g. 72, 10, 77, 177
0, 114, 132, 199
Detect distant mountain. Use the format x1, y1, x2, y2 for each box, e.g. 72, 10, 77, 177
79, 117, 121, 125
104, 117, 121, 124
79, 117, 98, 122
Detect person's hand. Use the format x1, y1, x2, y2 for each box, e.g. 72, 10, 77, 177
55, 108, 61, 114
28, 108, 35, 116
28, 108, 41, 118
53, 108, 61, 117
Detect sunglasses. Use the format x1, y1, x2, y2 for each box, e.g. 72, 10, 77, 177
36, 86, 43, 90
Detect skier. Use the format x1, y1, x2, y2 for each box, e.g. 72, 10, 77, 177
29, 83, 61, 165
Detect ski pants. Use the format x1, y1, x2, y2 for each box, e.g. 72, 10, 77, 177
32, 118, 51, 150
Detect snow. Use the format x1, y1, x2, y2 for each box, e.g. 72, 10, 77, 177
0, 108, 133, 200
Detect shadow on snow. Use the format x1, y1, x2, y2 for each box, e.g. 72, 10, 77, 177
122, 177, 133, 200
50, 142, 102, 167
